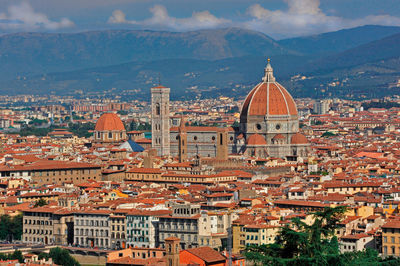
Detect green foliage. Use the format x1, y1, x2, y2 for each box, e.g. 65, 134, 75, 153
28, 118, 48, 126
0, 214, 23, 241
362, 100, 400, 110
322, 131, 336, 137
0, 250, 24, 262
48, 247, 80, 266
68, 122, 95, 138
117, 110, 129, 115
129, 121, 151, 131
244, 206, 400, 265
19, 126, 53, 137
34, 198, 48, 207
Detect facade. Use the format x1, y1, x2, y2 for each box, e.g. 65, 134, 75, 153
73, 210, 111, 249
0, 161, 101, 186
126, 210, 168, 248
93, 113, 127, 144
110, 212, 127, 249
158, 203, 201, 249
151, 85, 170, 156
382, 220, 400, 257
22, 207, 74, 246
313, 99, 330, 114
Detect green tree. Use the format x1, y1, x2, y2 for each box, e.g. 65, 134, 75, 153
34, 198, 48, 207
48, 247, 80, 266
10, 214, 23, 240
244, 206, 400, 265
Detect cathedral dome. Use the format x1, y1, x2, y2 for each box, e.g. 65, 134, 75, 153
246, 134, 267, 145
291, 133, 308, 144
95, 113, 125, 131
240, 60, 297, 121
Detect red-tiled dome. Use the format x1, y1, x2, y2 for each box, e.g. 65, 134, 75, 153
291, 133, 308, 144
95, 113, 125, 131
272, 134, 285, 140
246, 134, 267, 145
240, 61, 297, 120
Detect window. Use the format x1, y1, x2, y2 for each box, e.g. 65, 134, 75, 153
384, 236, 388, 243
392, 237, 395, 243
108, 132, 112, 139
156, 104, 160, 116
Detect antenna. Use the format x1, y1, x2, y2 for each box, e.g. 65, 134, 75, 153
158, 72, 161, 86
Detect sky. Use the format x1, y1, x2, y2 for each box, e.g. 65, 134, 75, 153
0, 0, 400, 39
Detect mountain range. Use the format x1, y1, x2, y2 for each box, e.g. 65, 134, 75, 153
1, 25, 400, 99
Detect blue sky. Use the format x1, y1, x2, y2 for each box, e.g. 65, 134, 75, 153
1, 0, 400, 39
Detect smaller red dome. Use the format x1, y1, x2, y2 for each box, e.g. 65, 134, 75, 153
246, 134, 267, 145
291, 133, 308, 144
95, 113, 125, 131
272, 134, 285, 140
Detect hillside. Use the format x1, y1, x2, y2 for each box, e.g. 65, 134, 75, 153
278, 25, 400, 56
0, 28, 291, 80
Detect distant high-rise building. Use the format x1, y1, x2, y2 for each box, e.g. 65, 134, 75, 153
313, 99, 330, 115
151, 85, 170, 156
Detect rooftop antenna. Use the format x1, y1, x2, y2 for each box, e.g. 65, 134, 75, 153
158, 72, 161, 86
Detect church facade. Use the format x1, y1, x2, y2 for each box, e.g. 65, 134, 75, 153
151, 60, 309, 160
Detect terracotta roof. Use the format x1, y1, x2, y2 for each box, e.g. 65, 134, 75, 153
95, 113, 125, 131
184, 246, 226, 263
241, 80, 297, 119
291, 133, 308, 144
246, 134, 267, 145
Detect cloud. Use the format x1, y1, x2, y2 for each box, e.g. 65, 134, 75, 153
245, 0, 400, 38
108, 5, 230, 31
0, 2, 74, 30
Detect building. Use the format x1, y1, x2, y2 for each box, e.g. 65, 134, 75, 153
0, 160, 102, 185
161, 60, 309, 160
22, 206, 74, 246
339, 233, 374, 253
93, 113, 127, 144
313, 99, 330, 114
151, 85, 170, 156
110, 211, 127, 250
382, 219, 400, 257
158, 203, 201, 249
73, 209, 111, 249
126, 209, 170, 248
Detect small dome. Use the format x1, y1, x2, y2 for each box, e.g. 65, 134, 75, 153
272, 134, 285, 140
291, 133, 308, 144
246, 134, 267, 145
95, 113, 125, 131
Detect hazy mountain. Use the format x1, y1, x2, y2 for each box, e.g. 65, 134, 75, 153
1, 25, 400, 99
0, 27, 291, 80
278, 25, 400, 56
307, 32, 400, 73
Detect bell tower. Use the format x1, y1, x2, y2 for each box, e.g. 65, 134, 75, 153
165, 237, 180, 266
151, 85, 170, 157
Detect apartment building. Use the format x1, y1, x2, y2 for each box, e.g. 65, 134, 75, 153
73, 209, 111, 249
22, 206, 74, 246
126, 209, 170, 248
158, 203, 201, 249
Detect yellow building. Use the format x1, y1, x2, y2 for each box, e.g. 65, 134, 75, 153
382, 220, 400, 257
243, 225, 279, 247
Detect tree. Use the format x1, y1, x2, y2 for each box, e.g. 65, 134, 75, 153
0, 250, 24, 262
34, 198, 48, 207
244, 206, 400, 265
48, 247, 80, 266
